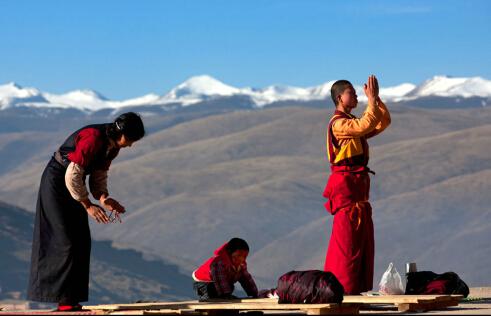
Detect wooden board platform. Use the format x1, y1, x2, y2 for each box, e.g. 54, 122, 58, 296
82, 294, 463, 315
84, 300, 359, 315
343, 294, 463, 312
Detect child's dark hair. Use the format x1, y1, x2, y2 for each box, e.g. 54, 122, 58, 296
226, 237, 249, 254
107, 112, 146, 142
330, 80, 353, 106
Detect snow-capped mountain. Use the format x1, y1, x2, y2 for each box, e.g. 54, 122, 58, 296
406, 76, 491, 99
43, 90, 109, 111
158, 75, 241, 105
244, 83, 333, 106
1, 75, 490, 112
0, 82, 48, 109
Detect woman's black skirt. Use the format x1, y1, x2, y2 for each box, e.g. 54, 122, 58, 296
27, 157, 91, 303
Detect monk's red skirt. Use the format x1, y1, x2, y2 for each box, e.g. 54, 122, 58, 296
323, 168, 374, 295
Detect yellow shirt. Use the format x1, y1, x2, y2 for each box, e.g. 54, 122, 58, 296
327, 100, 391, 164
332, 100, 391, 140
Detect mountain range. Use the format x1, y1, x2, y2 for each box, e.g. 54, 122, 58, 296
1, 75, 490, 112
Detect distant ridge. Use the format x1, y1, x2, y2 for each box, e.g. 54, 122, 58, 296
1, 75, 490, 111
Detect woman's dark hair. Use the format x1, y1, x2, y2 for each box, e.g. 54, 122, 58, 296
226, 237, 249, 254
330, 80, 352, 106
107, 112, 145, 142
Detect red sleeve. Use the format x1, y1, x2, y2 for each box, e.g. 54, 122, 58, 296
67, 128, 104, 169
239, 265, 258, 297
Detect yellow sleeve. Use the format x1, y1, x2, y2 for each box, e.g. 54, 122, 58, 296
366, 99, 391, 138
332, 100, 382, 139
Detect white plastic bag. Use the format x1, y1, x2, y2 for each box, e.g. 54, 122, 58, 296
378, 262, 404, 295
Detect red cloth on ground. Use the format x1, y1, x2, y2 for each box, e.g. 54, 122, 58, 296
57, 304, 82, 311
323, 168, 374, 295
424, 279, 449, 294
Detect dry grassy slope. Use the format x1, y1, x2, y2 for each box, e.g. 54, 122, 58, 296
369, 124, 491, 200
366, 106, 491, 145
0, 105, 490, 287
1, 106, 491, 211
121, 107, 303, 161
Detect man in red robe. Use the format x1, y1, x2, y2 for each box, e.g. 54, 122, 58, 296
323, 75, 391, 294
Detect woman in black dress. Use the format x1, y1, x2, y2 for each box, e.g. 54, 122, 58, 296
27, 112, 145, 311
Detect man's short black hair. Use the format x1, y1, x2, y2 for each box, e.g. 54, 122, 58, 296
330, 80, 353, 106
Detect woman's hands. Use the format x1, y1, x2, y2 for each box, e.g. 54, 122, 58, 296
82, 200, 110, 224
100, 196, 126, 223
81, 197, 125, 224
100, 197, 126, 214
363, 75, 379, 105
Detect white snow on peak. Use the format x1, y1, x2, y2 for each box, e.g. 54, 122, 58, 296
380, 83, 417, 100
43, 89, 109, 111
1, 75, 490, 111
246, 85, 313, 106
309, 81, 336, 99
0, 82, 46, 109
0, 82, 38, 97
110, 93, 161, 108
353, 82, 417, 103
159, 75, 241, 105
407, 75, 491, 98
245, 81, 336, 107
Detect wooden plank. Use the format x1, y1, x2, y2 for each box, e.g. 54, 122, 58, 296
84, 298, 276, 311
188, 302, 360, 315
85, 300, 360, 315
109, 310, 199, 315
84, 295, 462, 315
305, 305, 360, 315
187, 302, 339, 310
343, 295, 463, 313
141, 310, 200, 315
397, 303, 421, 312
396, 301, 453, 313
83, 301, 199, 311
343, 294, 462, 304
397, 297, 462, 313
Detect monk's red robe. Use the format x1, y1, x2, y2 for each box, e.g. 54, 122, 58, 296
323, 100, 390, 295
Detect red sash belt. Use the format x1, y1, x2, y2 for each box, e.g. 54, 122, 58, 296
323, 165, 372, 216
330, 165, 375, 175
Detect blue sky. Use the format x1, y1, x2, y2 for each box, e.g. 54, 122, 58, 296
0, 0, 490, 99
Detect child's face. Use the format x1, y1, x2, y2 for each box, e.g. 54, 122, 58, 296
338, 85, 358, 109
230, 249, 248, 267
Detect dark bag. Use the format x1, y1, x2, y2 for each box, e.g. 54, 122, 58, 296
405, 271, 469, 297
276, 270, 344, 304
